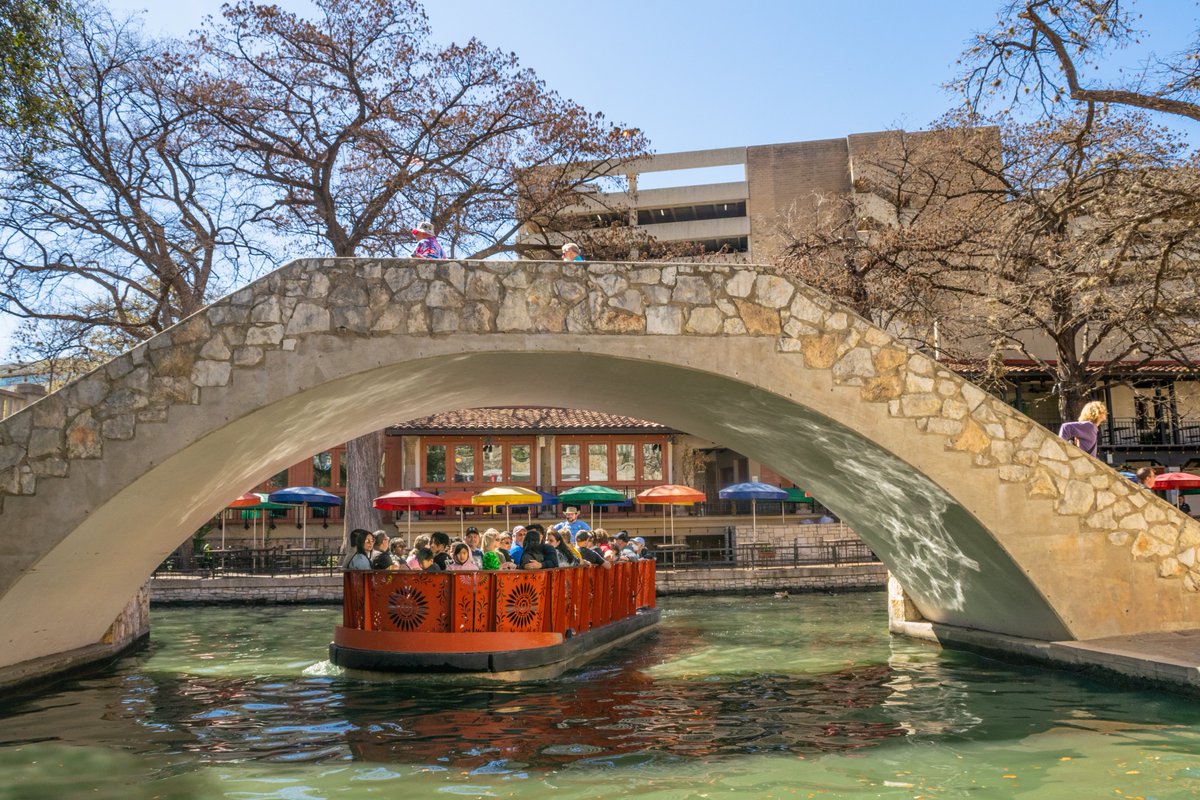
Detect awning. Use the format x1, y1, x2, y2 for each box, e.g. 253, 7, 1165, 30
784, 487, 814, 502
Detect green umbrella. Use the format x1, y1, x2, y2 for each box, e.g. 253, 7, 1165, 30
559, 485, 627, 527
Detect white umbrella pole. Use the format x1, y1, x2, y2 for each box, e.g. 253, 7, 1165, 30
221, 511, 226, 549
459, 508, 464, 537
301, 502, 308, 548
752, 498, 758, 538
670, 504, 676, 546
409, 505, 414, 539
506, 505, 511, 530
598, 504, 603, 529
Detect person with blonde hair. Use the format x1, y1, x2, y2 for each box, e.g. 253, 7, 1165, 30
1058, 400, 1107, 458
561, 242, 584, 262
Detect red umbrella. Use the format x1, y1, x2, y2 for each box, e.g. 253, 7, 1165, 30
1150, 472, 1200, 491
374, 490, 445, 537
636, 484, 706, 545
438, 490, 479, 535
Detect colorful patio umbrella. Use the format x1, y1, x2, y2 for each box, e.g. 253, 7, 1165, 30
374, 489, 445, 538
559, 485, 627, 528
636, 484, 706, 545
472, 486, 542, 530
439, 490, 480, 535
718, 481, 788, 537
225, 492, 294, 547
267, 486, 342, 547
1150, 471, 1200, 491
782, 486, 814, 522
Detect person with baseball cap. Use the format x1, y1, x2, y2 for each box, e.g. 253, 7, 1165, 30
411, 220, 444, 259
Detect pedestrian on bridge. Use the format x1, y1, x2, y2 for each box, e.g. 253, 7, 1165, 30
411, 220, 445, 259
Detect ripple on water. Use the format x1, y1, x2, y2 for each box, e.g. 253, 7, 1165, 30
0, 595, 1199, 800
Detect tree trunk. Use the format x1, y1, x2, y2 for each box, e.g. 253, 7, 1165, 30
342, 431, 383, 551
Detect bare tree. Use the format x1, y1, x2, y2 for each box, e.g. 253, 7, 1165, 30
781, 109, 1200, 421
170, 0, 648, 535
956, 0, 1200, 122
0, 6, 267, 382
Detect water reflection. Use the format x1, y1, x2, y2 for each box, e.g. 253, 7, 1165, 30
2, 595, 1200, 799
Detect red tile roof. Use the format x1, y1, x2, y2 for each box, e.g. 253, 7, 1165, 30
388, 407, 672, 434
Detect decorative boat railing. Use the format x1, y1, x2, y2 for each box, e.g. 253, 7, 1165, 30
334, 561, 656, 661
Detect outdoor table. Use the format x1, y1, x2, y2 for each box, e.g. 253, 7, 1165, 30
285, 547, 320, 571
206, 547, 245, 571
655, 542, 689, 569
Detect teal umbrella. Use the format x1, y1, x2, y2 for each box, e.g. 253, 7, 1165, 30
559, 484, 627, 527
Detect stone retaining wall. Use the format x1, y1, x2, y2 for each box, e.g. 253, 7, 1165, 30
149, 566, 887, 605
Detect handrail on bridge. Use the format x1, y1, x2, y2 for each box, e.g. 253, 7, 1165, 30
341, 561, 655, 640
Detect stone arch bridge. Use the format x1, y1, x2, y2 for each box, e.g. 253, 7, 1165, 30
1, 258, 1197, 679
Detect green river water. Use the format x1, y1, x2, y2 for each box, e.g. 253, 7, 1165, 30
2, 593, 1200, 799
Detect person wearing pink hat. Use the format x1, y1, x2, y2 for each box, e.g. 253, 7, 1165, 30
411, 220, 445, 259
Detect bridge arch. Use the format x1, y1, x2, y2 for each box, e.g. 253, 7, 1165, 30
1, 258, 1197, 672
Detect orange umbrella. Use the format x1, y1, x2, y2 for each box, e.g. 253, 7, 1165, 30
636, 485, 706, 545
439, 490, 479, 535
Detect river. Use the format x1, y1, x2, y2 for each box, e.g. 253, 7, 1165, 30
3, 593, 1199, 798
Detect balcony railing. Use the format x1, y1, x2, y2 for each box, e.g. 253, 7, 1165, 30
1030, 415, 1200, 449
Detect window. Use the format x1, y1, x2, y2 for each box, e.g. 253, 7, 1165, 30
615, 444, 635, 481
454, 444, 475, 483
561, 444, 581, 482
266, 469, 289, 489
643, 443, 663, 481
588, 444, 609, 481
510, 444, 531, 482
482, 444, 503, 483
338, 457, 347, 487
312, 452, 332, 487
426, 445, 446, 483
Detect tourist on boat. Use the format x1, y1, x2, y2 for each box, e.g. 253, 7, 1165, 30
448, 542, 477, 571
592, 529, 612, 555
561, 242, 584, 262
405, 534, 431, 570
546, 529, 579, 566
429, 531, 452, 570
480, 530, 504, 570
633, 536, 653, 561
613, 531, 630, 552
520, 528, 559, 570
495, 530, 513, 560
556, 506, 591, 544
464, 526, 484, 567
508, 525, 527, 563
345, 529, 374, 570
370, 531, 394, 569
390, 538, 408, 563
573, 530, 609, 567
416, 547, 437, 571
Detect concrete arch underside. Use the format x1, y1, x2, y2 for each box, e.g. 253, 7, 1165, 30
1, 258, 1197, 672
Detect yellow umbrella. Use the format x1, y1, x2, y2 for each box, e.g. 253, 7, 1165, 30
471, 486, 542, 530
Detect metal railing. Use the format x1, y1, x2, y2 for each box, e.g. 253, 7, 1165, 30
652, 540, 880, 570
152, 537, 880, 578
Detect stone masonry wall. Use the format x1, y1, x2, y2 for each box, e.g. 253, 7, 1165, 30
2, 258, 1198, 608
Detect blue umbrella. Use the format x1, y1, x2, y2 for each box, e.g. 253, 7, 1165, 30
719, 481, 789, 536
268, 486, 342, 547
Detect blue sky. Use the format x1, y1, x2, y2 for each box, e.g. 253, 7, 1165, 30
3, 0, 1197, 355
